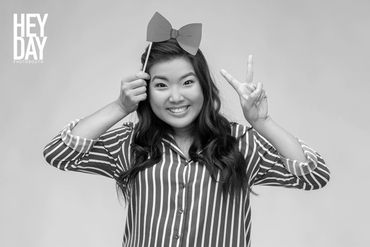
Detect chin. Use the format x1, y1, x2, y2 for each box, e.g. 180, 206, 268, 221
168, 120, 193, 129
163, 117, 196, 132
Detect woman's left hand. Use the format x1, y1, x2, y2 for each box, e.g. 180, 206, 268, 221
220, 55, 269, 125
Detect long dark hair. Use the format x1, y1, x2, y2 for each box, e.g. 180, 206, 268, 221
116, 39, 249, 202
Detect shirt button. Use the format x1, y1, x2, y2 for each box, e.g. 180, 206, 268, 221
174, 234, 180, 240
184, 159, 192, 165
180, 183, 186, 189
178, 209, 184, 214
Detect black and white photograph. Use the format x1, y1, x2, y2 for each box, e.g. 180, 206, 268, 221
1, 0, 369, 246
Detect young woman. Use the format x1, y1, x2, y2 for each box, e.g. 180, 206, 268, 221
43, 37, 330, 246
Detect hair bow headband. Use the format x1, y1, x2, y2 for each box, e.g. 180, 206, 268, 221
142, 12, 202, 71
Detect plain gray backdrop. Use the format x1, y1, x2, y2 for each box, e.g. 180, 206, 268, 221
1, 0, 369, 246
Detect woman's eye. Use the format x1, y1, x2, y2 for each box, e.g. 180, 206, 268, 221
184, 80, 194, 86
154, 82, 167, 88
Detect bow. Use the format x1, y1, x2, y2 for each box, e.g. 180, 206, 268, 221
146, 12, 202, 55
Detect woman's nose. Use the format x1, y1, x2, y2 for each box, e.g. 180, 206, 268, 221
169, 87, 184, 102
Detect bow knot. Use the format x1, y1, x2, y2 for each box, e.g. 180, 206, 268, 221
170, 29, 179, 39
146, 12, 202, 55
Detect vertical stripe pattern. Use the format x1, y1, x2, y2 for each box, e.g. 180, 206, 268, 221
43, 120, 330, 247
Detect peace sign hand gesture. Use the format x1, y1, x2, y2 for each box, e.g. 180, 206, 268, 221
220, 55, 269, 125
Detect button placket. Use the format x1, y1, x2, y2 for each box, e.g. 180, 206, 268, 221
180, 182, 186, 189
173, 162, 187, 243
179, 163, 192, 247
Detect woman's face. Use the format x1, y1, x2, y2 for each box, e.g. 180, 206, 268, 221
149, 57, 204, 135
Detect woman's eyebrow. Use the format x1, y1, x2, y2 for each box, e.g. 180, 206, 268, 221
178, 72, 196, 80
151, 72, 196, 82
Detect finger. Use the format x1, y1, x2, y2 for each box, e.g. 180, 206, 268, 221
130, 85, 147, 96
245, 81, 256, 92
256, 89, 266, 104
250, 82, 263, 101
221, 69, 256, 95
125, 79, 147, 89
261, 90, 267, 99
121, 74, 138, 83
135, 71, 150, 80
246, 54, 253, 84
133, 93, 147, 102
220, 69, 242, 94
256, 86, 265, 100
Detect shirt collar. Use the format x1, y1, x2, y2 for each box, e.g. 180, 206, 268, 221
162, 135, 204, 162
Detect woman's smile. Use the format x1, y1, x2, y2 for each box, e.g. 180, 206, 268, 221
167, 105, 190, 115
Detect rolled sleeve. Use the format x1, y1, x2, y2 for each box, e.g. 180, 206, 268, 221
278, 139, 318, 176
252, 129, 330, 190
60, 119, 96, 154
43, 119, 134, 180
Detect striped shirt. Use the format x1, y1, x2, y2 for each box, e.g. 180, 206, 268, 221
43, 119, 330, 247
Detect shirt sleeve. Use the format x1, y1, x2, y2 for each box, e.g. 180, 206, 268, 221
43, 119, 134, 180
250, 128, 330, 190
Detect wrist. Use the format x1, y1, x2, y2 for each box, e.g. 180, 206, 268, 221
250, 115, 272, 131
113, 99, 129, 116
111, 100, 130, 119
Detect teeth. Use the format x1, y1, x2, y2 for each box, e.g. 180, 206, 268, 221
168, 106, 188, 113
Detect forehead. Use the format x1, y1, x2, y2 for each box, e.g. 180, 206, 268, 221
149, 57, 195, 78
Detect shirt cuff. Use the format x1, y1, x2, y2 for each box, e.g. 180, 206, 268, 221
279, 138, 318, 176
60, 119, 97, 154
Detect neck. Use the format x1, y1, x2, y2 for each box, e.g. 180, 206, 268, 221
173, 123, 194, 139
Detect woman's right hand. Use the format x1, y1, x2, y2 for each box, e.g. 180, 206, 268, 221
116, 71, 150, 114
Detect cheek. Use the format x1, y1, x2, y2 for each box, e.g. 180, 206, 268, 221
194, 87, 204, 107
148, 91, 163, 110
198, 95, 204, 111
